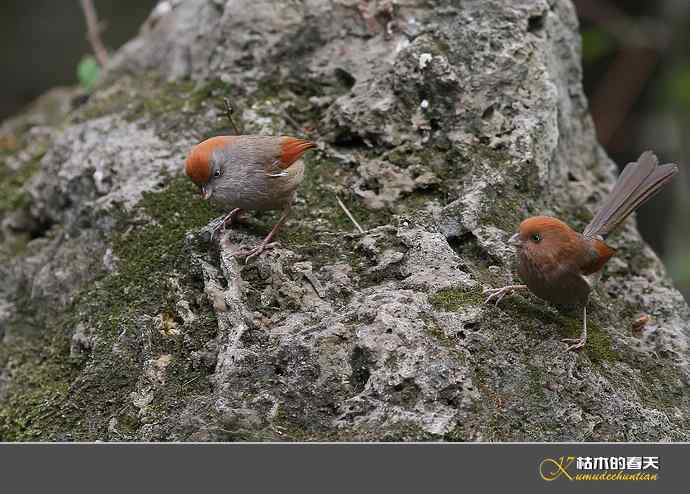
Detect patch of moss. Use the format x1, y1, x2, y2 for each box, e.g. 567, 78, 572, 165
187, 79, 234, 109
526, 364, 546, 401
0, 155, 42, 215
299, 154, 391, 232
498, 295, 618, 363
254, 73, 343, 104
62, 177, 222, 436
75, 82, 132, 122
0, 329, 77, 440
429, 286, 484, 311
636, 364, 688, 414
248, 75, 334, 135
129, 81, 195, 120
75, 74, 233, 139
0, 175, 223, 440
412, 33, 451, 57
426, 323, 456, 349
560, 314, 616, 364
424, 321, 468, 363
482, 194, 525, 233
467, 143, 513, 170
280, 221, 317, 247
112, 177, 218, 295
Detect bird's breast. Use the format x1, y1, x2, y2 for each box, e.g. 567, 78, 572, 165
517, 249, 591, 307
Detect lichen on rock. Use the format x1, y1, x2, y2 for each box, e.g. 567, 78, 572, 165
0, 0, 688, 441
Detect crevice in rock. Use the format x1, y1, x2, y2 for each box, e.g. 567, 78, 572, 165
481, 104, 495, 120
447, 231, 497, 266
527, 13, 546, 33
331, 131, 370, 149
349, 346, 372, 394
333, 68, 357, 90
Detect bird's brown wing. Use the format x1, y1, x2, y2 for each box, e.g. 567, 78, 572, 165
580, 238, 616, 276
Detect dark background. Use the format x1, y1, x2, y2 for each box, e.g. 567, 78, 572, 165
0, 0, 688, 299
0, 1, 156, 118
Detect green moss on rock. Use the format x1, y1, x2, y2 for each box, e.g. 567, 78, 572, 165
0, 175, 223, 440
0, 329, 77, 440
0, 155, 42, 215
429, 286, 484, 311
74, 74, 234, 141
492, 295, 618, 363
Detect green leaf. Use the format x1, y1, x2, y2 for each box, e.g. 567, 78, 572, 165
77, 55, 101, 92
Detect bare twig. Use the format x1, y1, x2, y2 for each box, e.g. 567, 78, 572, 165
182, 375, 202, 387
335, 195, 364, 233
223, 98, 242, 135
79, 0, 109, 67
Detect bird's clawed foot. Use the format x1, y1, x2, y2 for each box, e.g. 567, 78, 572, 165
210, 222, 225, 241
210, 208, 243, 241
561, 336, 586, 352
232, 241, 278, 263
562, 307, 588, 352
230, 207, 289, 262
483, 284, 526, 305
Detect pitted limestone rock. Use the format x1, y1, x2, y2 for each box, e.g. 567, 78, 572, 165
0, 0, 688, 441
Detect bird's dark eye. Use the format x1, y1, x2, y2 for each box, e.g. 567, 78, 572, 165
213, 169, 222, 178
531, 233, 542, 243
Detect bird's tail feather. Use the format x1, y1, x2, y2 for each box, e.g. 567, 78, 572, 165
583, 151, 678, 239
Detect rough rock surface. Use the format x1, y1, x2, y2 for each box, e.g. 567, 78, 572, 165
1, 0, 688, 441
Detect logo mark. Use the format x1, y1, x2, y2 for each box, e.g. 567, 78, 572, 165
539, 456, 575, 481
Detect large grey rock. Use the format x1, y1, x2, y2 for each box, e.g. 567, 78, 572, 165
0, 0, 688, 441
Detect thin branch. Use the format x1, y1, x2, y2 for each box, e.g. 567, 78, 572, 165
335, 195, 364, 234
223, 98, 242, 135
79, 0, 109, 66
182, 375, 201, 387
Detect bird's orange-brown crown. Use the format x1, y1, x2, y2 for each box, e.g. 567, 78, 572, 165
279, 137, 316, 169
185, 136, 236, 185
519, 216, 574, 239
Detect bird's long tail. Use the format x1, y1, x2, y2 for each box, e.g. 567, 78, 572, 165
583, 151, 678, 239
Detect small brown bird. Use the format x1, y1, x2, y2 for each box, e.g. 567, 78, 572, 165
185, 135, 316, 261
484, 151, 678, 350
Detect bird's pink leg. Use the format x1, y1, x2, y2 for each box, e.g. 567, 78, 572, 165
483, 284, 527, 305
562, 305, 588, 351
233, 206, 291, 262
211, 208, 243, 240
